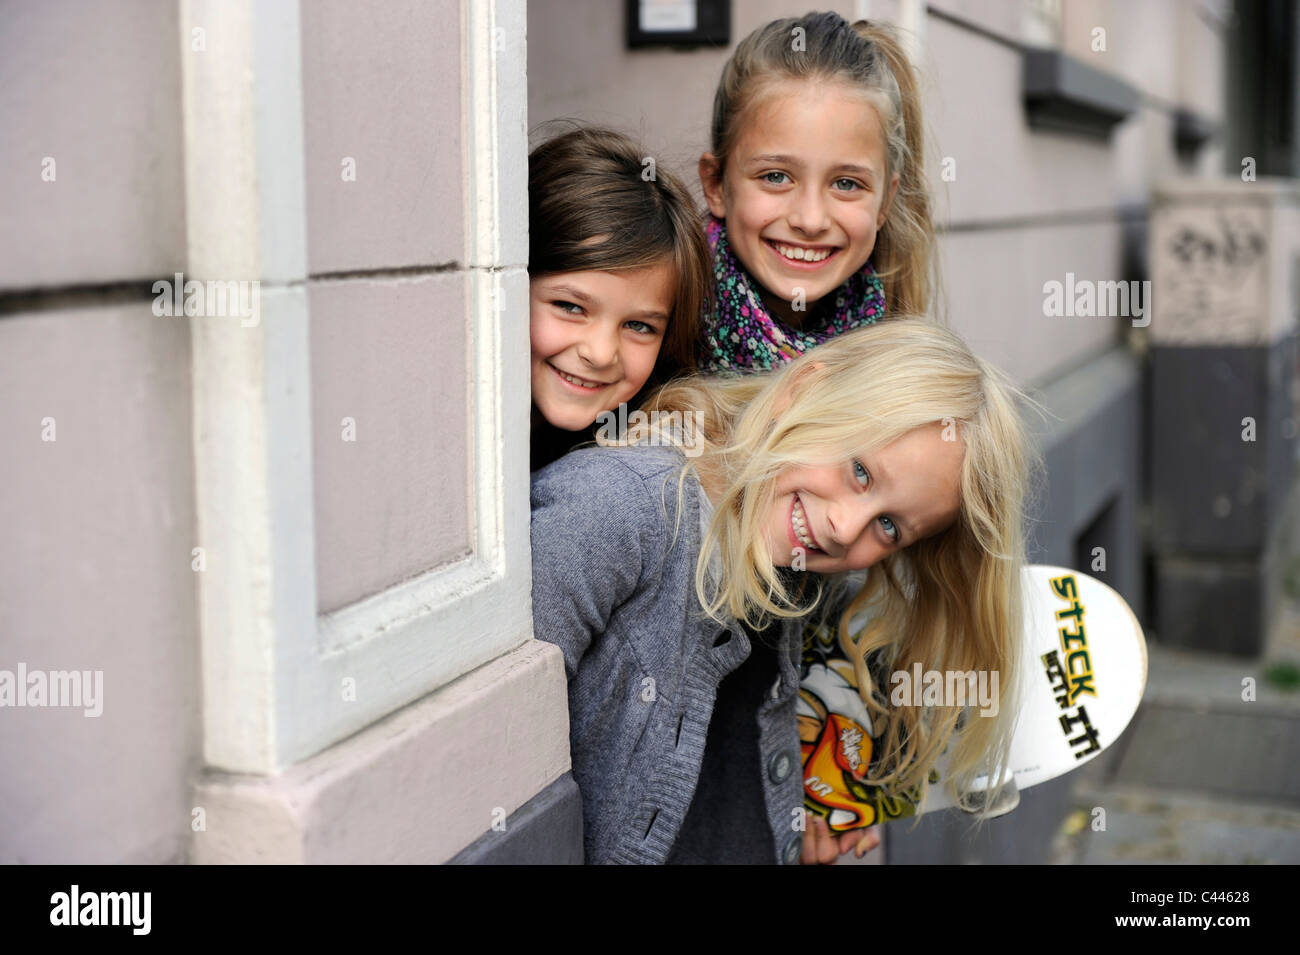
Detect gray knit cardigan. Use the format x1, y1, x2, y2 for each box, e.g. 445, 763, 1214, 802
530, 444, 807, 864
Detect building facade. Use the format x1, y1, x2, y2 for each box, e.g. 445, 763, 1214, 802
2, 0, 1295, 864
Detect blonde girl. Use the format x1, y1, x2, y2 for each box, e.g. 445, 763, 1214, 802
528, 125, 710, 470
697, 12, 934, 371
695, 10, 972, 862
530, 319, 1034, 864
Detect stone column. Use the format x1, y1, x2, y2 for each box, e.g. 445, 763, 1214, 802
1148, 178, 1300, 656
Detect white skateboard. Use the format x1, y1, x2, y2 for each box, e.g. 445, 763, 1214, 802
798, 565, 1148, 828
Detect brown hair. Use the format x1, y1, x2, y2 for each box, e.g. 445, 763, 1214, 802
705, 12, 936, 318
528, 123, 710, 387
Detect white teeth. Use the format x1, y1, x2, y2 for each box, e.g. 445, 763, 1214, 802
775, 243, 832, 263
557, 368, 602, 389
792, 497, 815, 549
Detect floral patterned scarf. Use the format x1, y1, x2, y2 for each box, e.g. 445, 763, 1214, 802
699, 215, 886, 372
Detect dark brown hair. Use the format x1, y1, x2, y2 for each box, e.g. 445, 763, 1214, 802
528, 123, 710, 388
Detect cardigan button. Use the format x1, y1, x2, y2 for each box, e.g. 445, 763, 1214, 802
781, 832, 802, 865
768, 750, 794, 783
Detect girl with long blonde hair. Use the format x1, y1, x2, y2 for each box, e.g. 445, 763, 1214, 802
530, 319, 1037, 864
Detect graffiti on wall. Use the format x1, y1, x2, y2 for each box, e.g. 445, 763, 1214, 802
1156, 206, 1269, 342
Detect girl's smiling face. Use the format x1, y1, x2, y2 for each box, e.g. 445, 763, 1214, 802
763, 422, 964, 573
530, 263, 674, 431
700, 78, 898, 326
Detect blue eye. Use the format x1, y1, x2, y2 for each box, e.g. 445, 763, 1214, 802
853, 460, 869, 485
762, 171, 790, 185
879, 515, 899, 542
833, 178, 862, 192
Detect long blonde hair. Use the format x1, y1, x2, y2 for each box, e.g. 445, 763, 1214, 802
628, 318, 1041, 819
705, 12, 936, 317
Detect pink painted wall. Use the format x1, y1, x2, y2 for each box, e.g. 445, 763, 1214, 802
301, 0, 474, 614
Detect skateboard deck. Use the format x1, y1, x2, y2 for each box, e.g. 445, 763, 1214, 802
798, 565, 1147, 830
